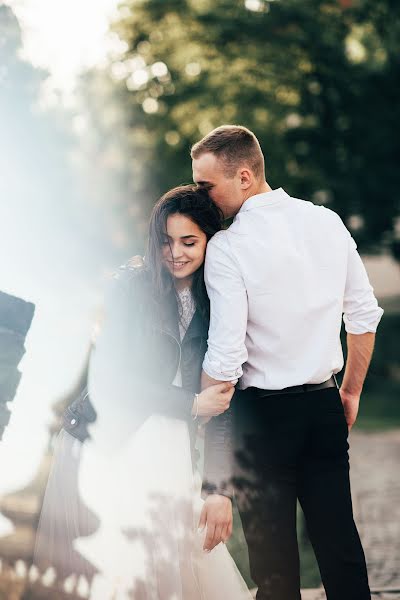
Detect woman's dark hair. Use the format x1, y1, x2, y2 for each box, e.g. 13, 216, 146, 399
146, 184, 223, 320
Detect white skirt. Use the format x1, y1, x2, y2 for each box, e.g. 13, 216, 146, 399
68, 414, 252, 599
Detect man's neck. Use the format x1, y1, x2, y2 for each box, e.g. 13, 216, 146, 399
257, 181, 273, 195
242, 180, 272, 204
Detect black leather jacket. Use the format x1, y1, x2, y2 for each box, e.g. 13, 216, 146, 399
63, 260, 233, 497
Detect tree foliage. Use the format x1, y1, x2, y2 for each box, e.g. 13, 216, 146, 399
84, 0, 400, 254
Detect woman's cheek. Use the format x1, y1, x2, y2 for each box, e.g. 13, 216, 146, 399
162, 247, 171, 261
192, 248, 204, 263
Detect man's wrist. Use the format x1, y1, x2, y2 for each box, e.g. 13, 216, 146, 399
340, 386, 361, 399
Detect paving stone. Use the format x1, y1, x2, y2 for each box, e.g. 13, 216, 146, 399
350, 430, 400, 591
299, 430, 400, 600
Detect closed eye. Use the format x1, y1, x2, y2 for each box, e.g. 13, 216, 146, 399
198, 182, 213, 191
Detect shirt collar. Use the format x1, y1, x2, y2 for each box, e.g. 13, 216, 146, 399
238, 187, 290, 214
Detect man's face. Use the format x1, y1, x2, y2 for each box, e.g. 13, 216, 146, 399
192, 152, 243, 218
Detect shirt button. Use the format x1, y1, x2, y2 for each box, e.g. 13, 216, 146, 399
70, 418, 77, 426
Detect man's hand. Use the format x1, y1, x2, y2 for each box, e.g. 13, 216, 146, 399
198, 495, 233, 552
339, 388, 360, 431
339, 332, 375, 431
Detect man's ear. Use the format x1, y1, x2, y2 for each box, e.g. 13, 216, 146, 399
239, 168, 252, 189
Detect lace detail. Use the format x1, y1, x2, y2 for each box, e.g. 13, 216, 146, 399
177, 287, 196, 341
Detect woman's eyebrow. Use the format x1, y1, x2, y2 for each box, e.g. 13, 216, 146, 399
162, 234, 199, 239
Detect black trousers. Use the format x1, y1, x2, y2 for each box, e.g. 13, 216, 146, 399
232, 387, 371, 600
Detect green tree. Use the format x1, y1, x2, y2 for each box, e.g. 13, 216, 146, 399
84, 0, 399, 254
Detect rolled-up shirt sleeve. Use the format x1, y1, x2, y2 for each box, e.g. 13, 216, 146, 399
343, 234, 384, 334
202, 235, 248, 381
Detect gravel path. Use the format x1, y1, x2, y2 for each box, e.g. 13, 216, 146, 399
254, 430, 400, 600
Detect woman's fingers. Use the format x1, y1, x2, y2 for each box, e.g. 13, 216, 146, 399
220, 389, 234, 410
211, 524, 224, 550
222, 519, 233, 543
198, 504, 207, 532
203, 522, 216, 552
204, 523, 223, 552
197, 382, 235, 416
227, 519, 233, 540
215, 381, 233, 393
201, 495, 233, 551
221, 522, 229, 544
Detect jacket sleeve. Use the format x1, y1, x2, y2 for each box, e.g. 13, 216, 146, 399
202, 404, 234, 500
78, 267, 194, 452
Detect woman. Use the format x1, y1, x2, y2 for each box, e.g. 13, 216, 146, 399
35, 185, 252, 599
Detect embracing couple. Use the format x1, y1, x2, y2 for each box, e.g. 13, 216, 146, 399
38, 125, 383, 599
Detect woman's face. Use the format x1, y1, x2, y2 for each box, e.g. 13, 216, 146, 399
161, 213, 208, 285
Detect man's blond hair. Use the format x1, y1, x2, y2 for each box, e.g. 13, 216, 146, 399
191, 125, 265, 180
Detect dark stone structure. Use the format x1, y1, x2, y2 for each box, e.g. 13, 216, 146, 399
0, 290, 35, 440
0, 354, 100, 598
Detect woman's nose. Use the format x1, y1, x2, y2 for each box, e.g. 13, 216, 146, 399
171, 242, 183, 259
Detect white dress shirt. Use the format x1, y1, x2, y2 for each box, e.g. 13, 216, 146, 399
202, 188, 383, 390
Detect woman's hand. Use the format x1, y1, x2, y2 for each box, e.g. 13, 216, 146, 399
198, 494, 233, 552
193, 382, 234, 417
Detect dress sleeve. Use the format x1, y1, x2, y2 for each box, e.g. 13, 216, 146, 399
202, 404, 234, 500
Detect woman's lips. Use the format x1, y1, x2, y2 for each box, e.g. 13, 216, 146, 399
168, 261, 190, 271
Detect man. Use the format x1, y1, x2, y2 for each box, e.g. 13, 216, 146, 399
192, 125, 383, 600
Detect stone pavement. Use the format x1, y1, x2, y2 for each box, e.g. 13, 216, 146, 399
303, 429, 400, 599
252, 430, 400, 600
350, 430, 400, 590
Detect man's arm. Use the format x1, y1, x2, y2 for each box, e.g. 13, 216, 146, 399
201, 370, 223, 389
202, 236, 248, 384
340, 332, 375, 430
341, 232, 383, 429
199, 236, 248, 551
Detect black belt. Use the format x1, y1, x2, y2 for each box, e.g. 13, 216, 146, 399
248, 375, 338, 399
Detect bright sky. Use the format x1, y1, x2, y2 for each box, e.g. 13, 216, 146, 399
0, 0, 123, 515
5, 0, 122, 93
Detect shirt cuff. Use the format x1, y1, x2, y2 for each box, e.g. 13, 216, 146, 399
202, 354, 243, 382
343, 306, 384, 334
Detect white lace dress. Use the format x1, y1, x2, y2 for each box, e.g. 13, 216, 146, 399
63, 288, 252, 599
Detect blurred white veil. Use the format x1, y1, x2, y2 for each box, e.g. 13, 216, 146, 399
35, 410, 253, 599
